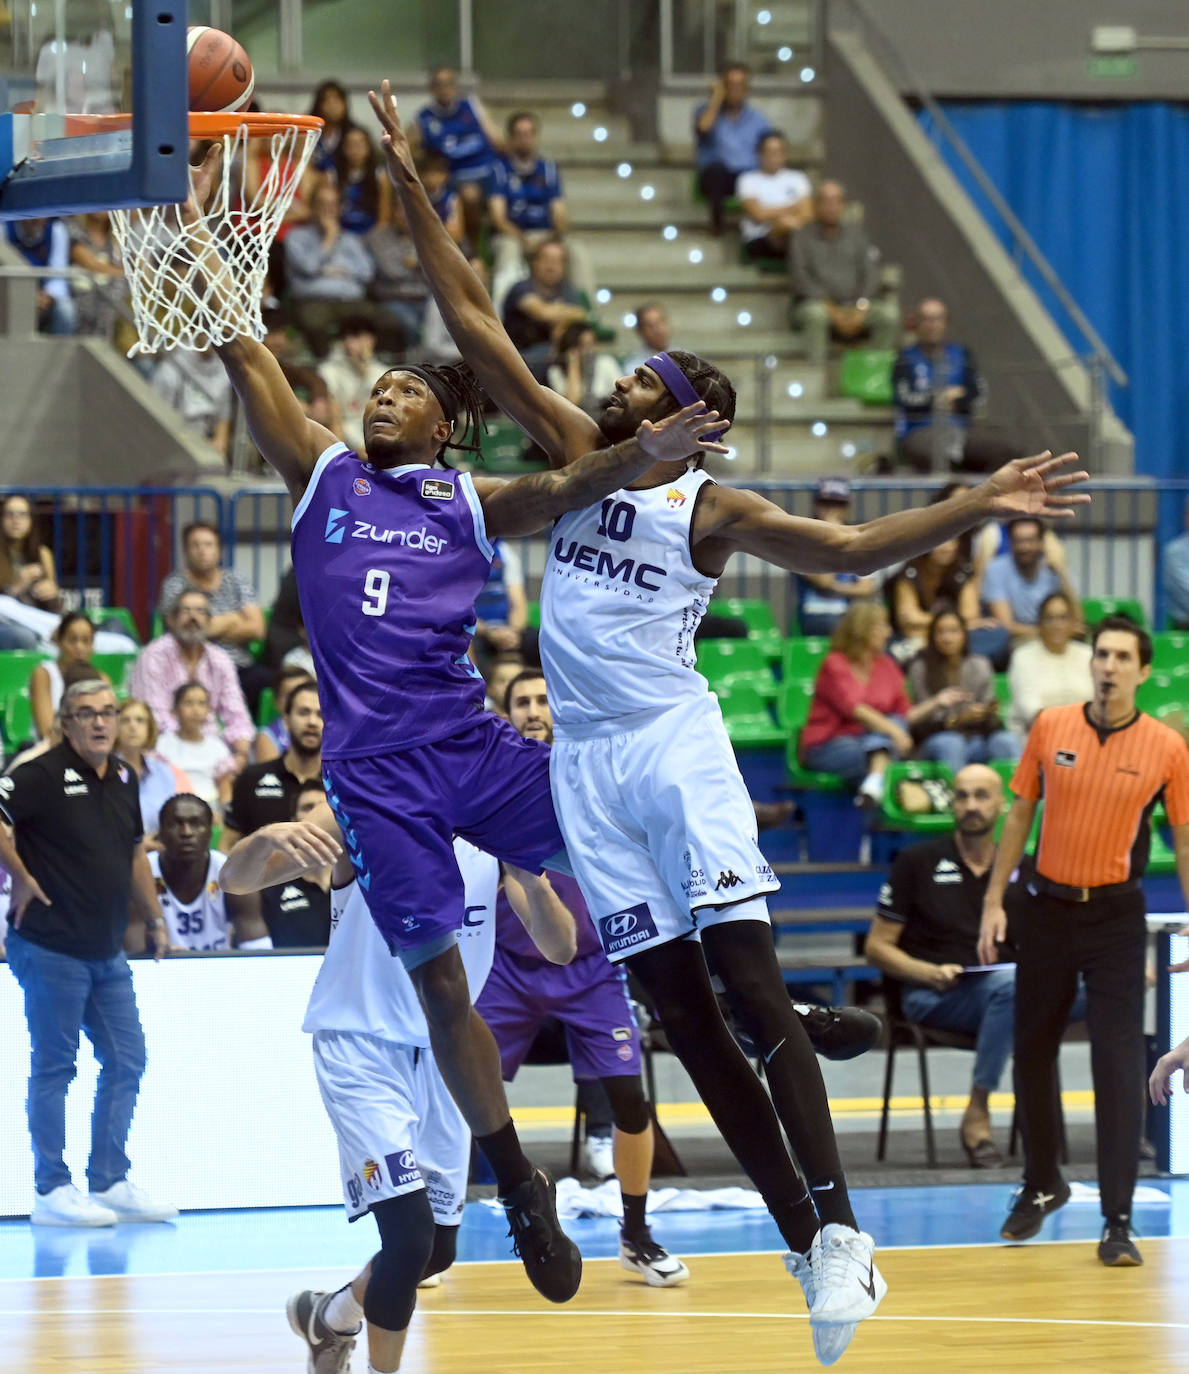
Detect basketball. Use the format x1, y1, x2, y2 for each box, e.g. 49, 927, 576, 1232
186, 26, 254, 114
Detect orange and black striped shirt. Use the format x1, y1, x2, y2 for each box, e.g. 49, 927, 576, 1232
1012, 703, 1189, 888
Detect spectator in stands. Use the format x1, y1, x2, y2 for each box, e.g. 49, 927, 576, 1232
891, 534, 1011, 668
419, 150, 465, 244
265, 567, 303, 668
1162, 496, 1189, 630
367, 198, 432, 346
5, 711, 61, 774
334, 124, 390, 236
981, 517, 1079, 644
29, 612, 109, 740
218, 679, 324, 855
800, 602, 918, 804
0, 494, 60, 612
128, 589, 254, 770
796, 477, 877, 635
151, 347, 234, 458
736, 131, 812, 262
308, 79, 353, 175
415, 66, 503, 248
621, 301, 674, 375
475, 540, 529, 667
547, 322, 622, 420
66, 212, 128, 344
484, 653, 526, 716
503, 236, 589, 382
284, 183, 379, 359
156, 521, 270, 714
907, 609, 1020, 772
115, 697, 192, 842
6, 218, 76, 335
789, 180, 897, 365
1006, 591, 1092, 736
693, 62, 770, 237
254, 669, 317, 764
893, 298, 1021, 474
154, 682, 236, 814
319, 315, 380, 453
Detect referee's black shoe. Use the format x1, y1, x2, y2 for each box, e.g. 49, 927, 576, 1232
1098, 1221, 1143, 1267
794, 1003, 883, 1061
500, 1167, 583, 1302
1000, 1179, 1071, 1241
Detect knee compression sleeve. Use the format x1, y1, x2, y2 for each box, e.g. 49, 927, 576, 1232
601, 1074, 650, 1135
421, 1223, 458, 1282
365, 1191, 436, 1332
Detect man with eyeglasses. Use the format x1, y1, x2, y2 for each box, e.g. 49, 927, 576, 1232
0, 679, 178, 1228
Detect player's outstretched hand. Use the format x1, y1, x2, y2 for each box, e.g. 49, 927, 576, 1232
368, 79, 418, 187
258, 820, 343, 873
636, 402, 732, 461
180, 142, 223, 226
1150, 1038, 1189, 1106
979, 451, 1090, 521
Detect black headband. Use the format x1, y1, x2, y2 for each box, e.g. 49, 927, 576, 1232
395, 366, 461, 428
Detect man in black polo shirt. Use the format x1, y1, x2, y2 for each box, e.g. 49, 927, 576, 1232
0, 679, 177, 1228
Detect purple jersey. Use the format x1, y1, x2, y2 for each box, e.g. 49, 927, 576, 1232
291, 444, 492, 758
495, 870, 604, 964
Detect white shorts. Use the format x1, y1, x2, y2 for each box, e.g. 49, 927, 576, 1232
312, 1029, 470, 1225
550, 694, 779, 962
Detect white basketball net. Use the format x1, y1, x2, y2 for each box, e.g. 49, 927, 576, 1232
110, 119, 321, 355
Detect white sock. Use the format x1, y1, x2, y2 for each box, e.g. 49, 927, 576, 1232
324, 1284, 364, 1333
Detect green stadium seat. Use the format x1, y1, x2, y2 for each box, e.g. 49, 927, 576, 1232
1137, 671, 1189, 715
993, 673, 1011, 709
1150, 631, 1189, 671
87, 606, 141, 643
838, 348, 896, 406
481, 416, 532, 472
526, 600, 541, 630
91, 651, 138, 692
1082, 596, 1146, 629
715, 682, 786, 750
781, 636, 830, 687
779, 685, 845, 792
880, 761, 957, 834
715, 597, 783, 661
257, 687, 277, 728
696, 639, 778, 699
0, 651, 50, 697
4, 691, 33, 752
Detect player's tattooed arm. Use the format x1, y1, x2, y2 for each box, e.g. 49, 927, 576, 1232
475, 403, 731, 538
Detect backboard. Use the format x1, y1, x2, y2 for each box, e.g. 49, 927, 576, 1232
0, 0, 189, 219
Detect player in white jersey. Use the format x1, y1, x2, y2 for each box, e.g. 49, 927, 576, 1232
370, 80, 1091, 1365
144, 795, 271, 953
220, 802, 576, 1374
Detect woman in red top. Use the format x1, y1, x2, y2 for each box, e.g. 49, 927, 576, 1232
800, 603, 928, 804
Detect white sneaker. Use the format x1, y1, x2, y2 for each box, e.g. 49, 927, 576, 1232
582, 1133, 615, 1181
417, 1270, 445, 1289
619, 1233, 691, 1287
784, 1249, 857, 1367
856, 773, 885, 807
808, 1224, 887, 1326
30, 1184, 117, 1228
90, 1180, 178, 1223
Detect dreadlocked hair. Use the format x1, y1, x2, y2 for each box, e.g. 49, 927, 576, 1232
666, 349, 737, 427
423, 361, 490, 462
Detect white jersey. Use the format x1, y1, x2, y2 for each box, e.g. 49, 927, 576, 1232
149, 850, 232, 951
540, 467, 718, 736
303, 838, 499, 1043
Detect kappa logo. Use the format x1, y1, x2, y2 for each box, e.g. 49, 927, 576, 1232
0, 776, 13, 797
279, 885, 309, 912
933, 857, 962, 885
324, 507, 348, 543
353, 477, 372, 496
422, 477, 455, 500
1055, 749, 1078, 768
255, 772, 285, 798
63, 769, 82, 783
714, 869, 743, 891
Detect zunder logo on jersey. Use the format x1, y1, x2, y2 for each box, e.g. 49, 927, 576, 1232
324, 507, 348, 543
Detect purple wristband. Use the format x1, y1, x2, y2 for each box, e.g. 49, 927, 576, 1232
645, 351, 724, 443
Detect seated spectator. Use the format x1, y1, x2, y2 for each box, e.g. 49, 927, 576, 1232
0, 493, 60, 612
128, 588, 254, 770
489, 111, 593, 311
622, 301, 674, 375
475, 540, 529, 668
415, 66, 503, 249
981, 517, 1079, 643
308, 79, 353, 175
736, 131, 812, 262
907, 609, 1020, 772
796, 477, 877, 635
693, 62, 770, 237
156, 521, 271, 714
265, 567, 303, 668
29, 611, 110, 739
263, 779, 333, 947
67, 212, 129, 344
891, 533, 1010, 668
485, 652, 526, 716
255, 668, 317, 764
893, 298, 1022, 474
366, 199, 432, 346
151, 348, 233, 457
419, 151, 465, 244
6, 218, 75, 334
319, 316, 382, 453
1163, 496, 1189, 630
284, 183, 382, 359
333, 124, 390, 236
115, 697, 192, 842
547, 322, 622, 420
503, 237, 589, 382
799, 603, 919, 804
155, 682, 237, 813
1006, 592, 1092, 735
790, 180, 898, 364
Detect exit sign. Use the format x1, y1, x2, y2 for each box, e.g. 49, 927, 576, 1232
1088, 54, 1138, 77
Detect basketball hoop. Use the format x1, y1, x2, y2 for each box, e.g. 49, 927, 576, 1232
106, 111, 323, 354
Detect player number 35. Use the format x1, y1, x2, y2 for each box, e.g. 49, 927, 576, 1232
362, 568, 390, 616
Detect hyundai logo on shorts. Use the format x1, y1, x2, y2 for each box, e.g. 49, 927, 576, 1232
608, 911, 637, 937
599, 902, 658, 955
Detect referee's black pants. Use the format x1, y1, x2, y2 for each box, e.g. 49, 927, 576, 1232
1013, 888, 1147, 1224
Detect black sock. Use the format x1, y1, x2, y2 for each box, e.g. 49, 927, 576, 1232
772, 1193, 821, 1255
808, 1171, 859, 1232
621, 1191, 648, 1242
476, 1119, 533, 1196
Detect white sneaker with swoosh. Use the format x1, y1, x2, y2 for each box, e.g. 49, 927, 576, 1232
784, 1248, 858, 1366
808, 1224, 887, 1326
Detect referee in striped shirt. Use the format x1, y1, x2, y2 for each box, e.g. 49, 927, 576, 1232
979, 615, 1189, 1266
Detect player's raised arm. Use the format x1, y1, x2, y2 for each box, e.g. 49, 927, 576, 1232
219, 816, 343, 895
696, 451, 1089, 575
178, 146, 339, 501
368, 80, 594, 467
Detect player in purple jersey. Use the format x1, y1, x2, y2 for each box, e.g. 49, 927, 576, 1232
370, 79, 1092, 1362
179, 146, 729, 1309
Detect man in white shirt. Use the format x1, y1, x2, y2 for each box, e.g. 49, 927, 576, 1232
736, 131, 812, 262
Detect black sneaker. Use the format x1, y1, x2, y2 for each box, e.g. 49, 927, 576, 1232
500, 1167, 582, 1303
1000, 1180, 1071, 1241
1098, 1222, 1143, 1267
794, 1003, 883, 1061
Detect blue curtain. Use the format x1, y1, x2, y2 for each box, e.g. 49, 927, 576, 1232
921, 102, 1189, 479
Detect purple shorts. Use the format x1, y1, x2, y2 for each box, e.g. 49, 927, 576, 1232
474, 950, 642, 1081
322, 714, 564, 954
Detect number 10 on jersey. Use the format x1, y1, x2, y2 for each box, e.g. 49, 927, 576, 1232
362, 568, 390, 616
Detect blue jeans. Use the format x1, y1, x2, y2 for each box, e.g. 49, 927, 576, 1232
802, 718, 907, 786
5, 929, 146, 1194
917, 728, 1021, 773
968, 624, 1011, 670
